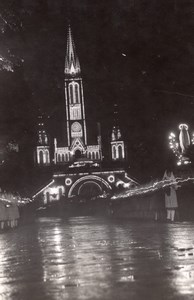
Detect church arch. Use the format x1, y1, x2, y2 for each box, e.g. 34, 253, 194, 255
75, 149, 82, 159
78, 181, 102, 198
68, 175, 112, 197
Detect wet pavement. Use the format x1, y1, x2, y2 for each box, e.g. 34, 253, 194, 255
0, 217, 194, 300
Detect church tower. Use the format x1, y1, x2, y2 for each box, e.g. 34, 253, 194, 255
111, 104, 126, 161
64, 25, 87, 157
35, 115, 50, 165
53, 24, 101, 164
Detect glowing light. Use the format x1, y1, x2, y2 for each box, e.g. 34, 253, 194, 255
168, 125, 192, 166
65, 178, 72, 186
169, 132, 176, 138
70, 63, 76, 74
179, 124, 188, 130
50, 187, 58, 195
108, 175, 115, 183
33, 180, 54, 199
191, 133, 194, 145
123, 182, 130, 188
111, 177, 194, 200
116, 180, 124, 187
184, 161, 191, 165
0, 55, 14, 72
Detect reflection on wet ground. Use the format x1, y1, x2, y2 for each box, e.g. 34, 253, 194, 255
1, 217, 194, 299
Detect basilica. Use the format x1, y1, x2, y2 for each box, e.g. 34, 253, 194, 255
33, 25, 136, 203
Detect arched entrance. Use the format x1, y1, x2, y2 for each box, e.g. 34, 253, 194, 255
68, 175, 112, 198
78, 181, 102, 198
74, 149, 82, 159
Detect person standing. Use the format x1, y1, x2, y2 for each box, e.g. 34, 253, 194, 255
163, 170, 178, 221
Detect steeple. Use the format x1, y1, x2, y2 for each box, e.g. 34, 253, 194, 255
53, 23, 101, 165
64, 25, 81, 76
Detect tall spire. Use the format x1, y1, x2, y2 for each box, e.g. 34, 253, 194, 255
64, 25, 81, 76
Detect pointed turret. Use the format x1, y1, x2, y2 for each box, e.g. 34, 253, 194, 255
111, 104, 122, 142
37, 115, 49, 146
64, 25, 81, 76
34, 114, 50, 166
111, 104, 126, 161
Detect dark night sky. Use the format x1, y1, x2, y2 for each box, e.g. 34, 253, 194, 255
0, 0, 194, 179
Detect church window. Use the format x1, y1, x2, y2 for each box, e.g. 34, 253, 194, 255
118, 145, 123, 159
69, 84, 74, 103
39, 133, 42, 144
70, 106, 81, 120
45, 150, 49, 164
71, 122, 82, 137
69, 82, 80, 104
113, 146, 117, 159
73, 109, 77, 119
75, 83, 80, 103
65, 154, 68, 161
39, 150, 44, 164
72, 122, 81, 132
44, 135, 48, 145
58, 154, 61, 162
62, 154, 65, 162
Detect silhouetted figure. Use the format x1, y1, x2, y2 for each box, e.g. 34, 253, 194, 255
163, 170, 178, 221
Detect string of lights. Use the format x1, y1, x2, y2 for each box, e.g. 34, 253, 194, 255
111, 177, 194, 200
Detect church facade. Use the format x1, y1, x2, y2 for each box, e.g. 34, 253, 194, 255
33, 25, 136, 203
34, 25, 125, 166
